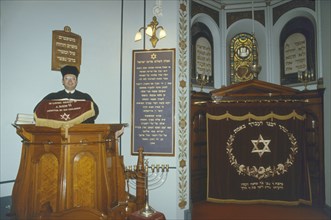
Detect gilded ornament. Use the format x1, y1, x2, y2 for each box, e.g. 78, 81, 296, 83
180, 79, 186, 88
179, 159, 186, 168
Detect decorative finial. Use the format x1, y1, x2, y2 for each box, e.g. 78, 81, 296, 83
63, 26, 71, 32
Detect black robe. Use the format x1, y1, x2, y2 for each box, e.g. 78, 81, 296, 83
34, 90, 99, 123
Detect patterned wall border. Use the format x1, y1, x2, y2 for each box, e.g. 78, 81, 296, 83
177, 0, 189, 209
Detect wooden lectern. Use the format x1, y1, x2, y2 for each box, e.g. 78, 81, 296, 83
10, 124, 144, 220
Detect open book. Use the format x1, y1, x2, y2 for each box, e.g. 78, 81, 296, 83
15, 113, 35, 124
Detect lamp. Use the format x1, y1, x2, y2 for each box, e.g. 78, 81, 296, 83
135, 16, 166, 48
250, 0, 261, 78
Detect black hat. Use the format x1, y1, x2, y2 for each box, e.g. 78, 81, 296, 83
60, 65, 79, 77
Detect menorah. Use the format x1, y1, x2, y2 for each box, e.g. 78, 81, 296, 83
125, 157, 169, 217
195, 73, 210, 91
298, 70, 314, 90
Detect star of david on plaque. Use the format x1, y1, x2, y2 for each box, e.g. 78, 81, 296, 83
251, 134, 271, 157
60, 113, 71, 121
151, 53, 157, 60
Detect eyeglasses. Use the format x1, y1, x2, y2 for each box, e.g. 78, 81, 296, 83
63, 76, 76, 81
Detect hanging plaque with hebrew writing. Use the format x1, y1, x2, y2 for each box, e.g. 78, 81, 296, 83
131, 49, 175, 156
284, 33, 307, 75
52, 26, 82, 72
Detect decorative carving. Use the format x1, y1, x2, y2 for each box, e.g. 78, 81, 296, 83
39, 154, 58, 212
177, 0, 189, 209
73, 152, 96, 207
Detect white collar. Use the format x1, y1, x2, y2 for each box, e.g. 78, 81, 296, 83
65, 89, 75, 94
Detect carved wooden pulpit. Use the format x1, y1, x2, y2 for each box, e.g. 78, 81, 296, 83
10, 124, 144, 219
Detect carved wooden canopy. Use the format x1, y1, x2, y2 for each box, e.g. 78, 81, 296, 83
210, 79, 299, 101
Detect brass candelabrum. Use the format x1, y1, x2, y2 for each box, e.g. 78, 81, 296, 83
250, 63, 262, 79
298, 70, 314, 90
196, 73, 210, 91
125, 160, 169, 217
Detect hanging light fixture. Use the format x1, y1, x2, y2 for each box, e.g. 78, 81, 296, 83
250, 0, 261, 78
134, 16, 167, 48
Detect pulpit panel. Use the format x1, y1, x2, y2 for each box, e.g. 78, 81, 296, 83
29, 142, 63, 217
11, 124, 145, 220
37, 153, 59, 212
73, 152, 96, 208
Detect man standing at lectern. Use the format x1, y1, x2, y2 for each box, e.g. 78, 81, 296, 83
34, 65, 99, 123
